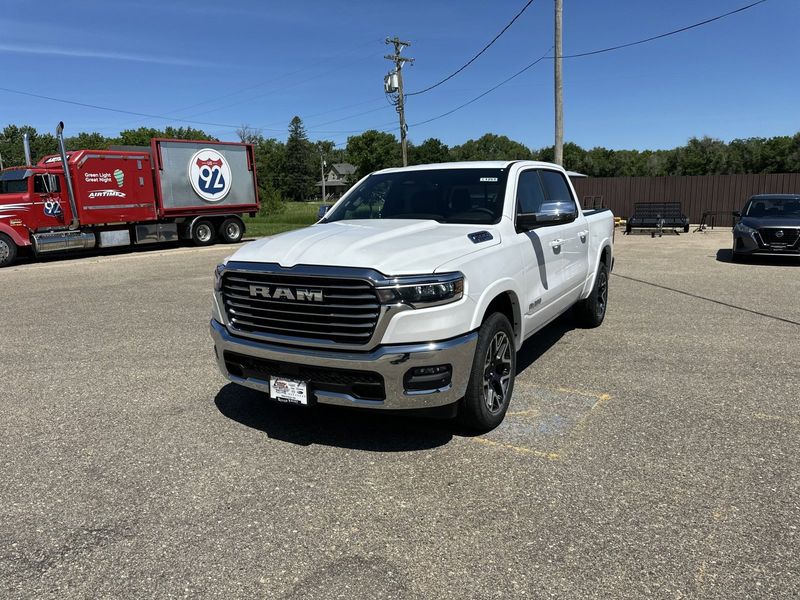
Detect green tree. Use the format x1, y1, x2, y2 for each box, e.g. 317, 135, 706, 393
345, 130, 400, 177
673, 136, 729, 175
65, 132, 110, 150
283, 116, 315, 200
450, 134, 533, 161
117, 127, 165, 146
409, 138, 450, 165
117, 126, 215, 146
0, 125, 58, 166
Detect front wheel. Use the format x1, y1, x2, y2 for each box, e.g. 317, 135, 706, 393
574, 260, 609, 328
459, 313, 516, 432
0, 233, 17, 268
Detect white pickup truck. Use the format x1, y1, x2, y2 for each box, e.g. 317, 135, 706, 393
210, 161, 614, 430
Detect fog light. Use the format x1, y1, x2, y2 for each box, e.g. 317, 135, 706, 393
404, 365, 452, 392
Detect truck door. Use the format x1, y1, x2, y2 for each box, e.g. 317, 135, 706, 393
538, 169, 589, 304
513, 169, 572, 334
33, 173, 68, 229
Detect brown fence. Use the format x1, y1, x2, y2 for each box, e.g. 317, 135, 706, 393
571, 173, 800, 224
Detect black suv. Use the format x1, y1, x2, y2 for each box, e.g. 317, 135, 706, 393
732, 194, 800, 261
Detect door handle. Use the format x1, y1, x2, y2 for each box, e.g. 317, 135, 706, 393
549, 239, 564, 248
579, 230, 589, 242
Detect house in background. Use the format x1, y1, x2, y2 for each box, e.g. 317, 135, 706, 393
316, 163, 356, 199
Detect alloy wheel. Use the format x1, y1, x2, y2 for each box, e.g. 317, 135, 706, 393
483, 331, 512, 413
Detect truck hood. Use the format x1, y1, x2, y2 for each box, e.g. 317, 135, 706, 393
230, 219, 501, 275
741, 216, 800, 228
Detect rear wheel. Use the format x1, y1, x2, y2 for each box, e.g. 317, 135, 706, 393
0, 233, 17, 267
575, 260, 609, 328
459, 313, 516, 432
192, 219, 215, 246
219, 218, 244, 244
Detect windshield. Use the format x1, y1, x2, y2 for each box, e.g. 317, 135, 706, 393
325, 168, 509, 225
744, 197, 800, 218
0, 169, 30, 194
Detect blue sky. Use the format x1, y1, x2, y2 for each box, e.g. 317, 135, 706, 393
0, 0, 796, 150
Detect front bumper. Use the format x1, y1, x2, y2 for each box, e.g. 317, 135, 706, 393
210, 319, 478, 410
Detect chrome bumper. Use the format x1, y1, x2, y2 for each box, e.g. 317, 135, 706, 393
210, 319, 478, 410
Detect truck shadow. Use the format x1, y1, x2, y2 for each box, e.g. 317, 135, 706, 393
10, 238, 255, 268
716, 248, 800, 266
214, 383, 453, 451
214, 314, 577, 448
516, 313, 576, 375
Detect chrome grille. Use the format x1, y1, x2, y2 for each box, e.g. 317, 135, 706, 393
220, 270, 380, 345
759, 228, 800, 246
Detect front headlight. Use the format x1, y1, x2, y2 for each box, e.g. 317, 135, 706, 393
734, 222, 757, 236
376, 273, 464, 308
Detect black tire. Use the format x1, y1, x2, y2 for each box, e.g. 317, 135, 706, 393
192, 219, 215, 246
219, 217, 244, 244
684, 224, 690, 233
0, 233, 17, 268
458, 312, 516, 432
574, 260, 609, 328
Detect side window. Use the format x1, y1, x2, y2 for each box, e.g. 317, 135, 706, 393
539, 170, 578, 215
0, 179, 28, 194
34, 175, 60, 194
515, 170, 546, 214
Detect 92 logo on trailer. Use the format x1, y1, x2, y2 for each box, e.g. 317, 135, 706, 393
188, 148, 232, 202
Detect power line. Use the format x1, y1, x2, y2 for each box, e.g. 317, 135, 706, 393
409, 0, 770, 129
406, 0, 536, 97
555, 0, 769, 59
306, 105, 392, 129
164, 37, 383, 118
0, 86, 377, 136
259, 96, 386, 128
410, 46, 552, 128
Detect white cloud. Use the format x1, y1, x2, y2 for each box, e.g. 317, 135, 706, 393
0, 42, 223, 67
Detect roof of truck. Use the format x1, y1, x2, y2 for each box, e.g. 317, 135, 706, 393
374, 160, 563, 174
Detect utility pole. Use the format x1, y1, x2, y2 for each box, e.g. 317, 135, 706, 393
384, 37, 414, 166
554, 0, 564, 166
321, 156, 326, 201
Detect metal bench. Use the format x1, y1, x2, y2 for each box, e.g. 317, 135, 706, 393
625, 202, 690, 236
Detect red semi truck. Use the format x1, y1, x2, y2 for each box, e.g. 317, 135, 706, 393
0, 122, 260, 267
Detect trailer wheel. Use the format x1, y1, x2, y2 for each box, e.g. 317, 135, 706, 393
192, 220, 215, 246
219, 218, 244, 244
0, 233, 17, 267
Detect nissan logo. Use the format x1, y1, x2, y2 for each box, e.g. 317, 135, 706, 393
248, 285, 324, 302
775, 230, 784, 239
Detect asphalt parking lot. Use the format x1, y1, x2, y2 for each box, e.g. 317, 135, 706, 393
1, 231, 798, 599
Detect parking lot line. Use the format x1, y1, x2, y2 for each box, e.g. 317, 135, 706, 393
612, 272, 800, 326
468, 436, 561, 460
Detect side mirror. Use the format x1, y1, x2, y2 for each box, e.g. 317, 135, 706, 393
731, 211, 741, 218
516, 211, 577, 231
317, 204, 332, 219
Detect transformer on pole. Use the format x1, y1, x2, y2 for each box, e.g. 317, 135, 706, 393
384, 37, 414, 167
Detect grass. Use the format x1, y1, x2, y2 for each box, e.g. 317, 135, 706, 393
243, 201, 322, 238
